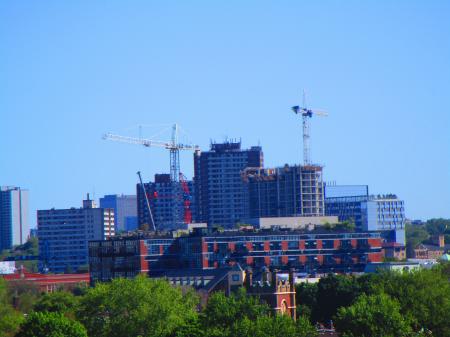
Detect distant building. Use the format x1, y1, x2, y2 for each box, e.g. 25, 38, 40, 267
245, 267, 296, 320
37, 195, 115, 273
412, 235, 449, 259
89, 229, 383, 284
137, 174, 195, 231
364, 261, 420, 273
100, 194, 137, 232
244, 216, 338, 230
194, 141, 264, 228
3, 266, 89, 293
382, 242, 406, 260
0, 186, 29, 251
324, 185, 406, 244
243, 165, 325, 219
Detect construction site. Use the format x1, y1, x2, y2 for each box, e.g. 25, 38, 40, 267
102, 94, 329, 230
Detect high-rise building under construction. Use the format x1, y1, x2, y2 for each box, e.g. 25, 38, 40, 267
243, 164, 325, 219
194, 141, 264, 228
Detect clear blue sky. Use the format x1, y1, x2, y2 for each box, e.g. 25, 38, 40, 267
1, 1, 449, 226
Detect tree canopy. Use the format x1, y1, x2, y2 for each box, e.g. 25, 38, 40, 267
76, 275, 199, 337
15, 312, 87, 337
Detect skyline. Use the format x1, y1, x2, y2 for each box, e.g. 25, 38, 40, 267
1, 1, 449, 224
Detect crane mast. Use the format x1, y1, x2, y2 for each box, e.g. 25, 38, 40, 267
291, 92, 328, 165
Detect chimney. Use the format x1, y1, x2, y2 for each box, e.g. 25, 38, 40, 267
432, 235, 445, 248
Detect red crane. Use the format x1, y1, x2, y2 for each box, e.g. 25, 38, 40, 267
179, 173, 192, 224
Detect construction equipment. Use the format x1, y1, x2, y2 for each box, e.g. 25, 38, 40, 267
291, 92, 328, 165
103, 124, 199, 182
137, 171, 156, 231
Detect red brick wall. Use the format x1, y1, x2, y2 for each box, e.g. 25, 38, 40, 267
139, 240, 149, 273
264, 256, 271, 266
264, 241, 270, 252
299, 255, 306, 264
316, 240, 323, 249
228, 242, 236, 252
299, 240, 305, 250
351, 239, 357, 248
246, 242, 253, 251
334, 240, 340, 249
202, 240, 208, 253
317, 255, 323, 264
368, 238, 381, 247
246, 257, 254, 265
281, 241, 288, 251
368, 252, 383, 262
282, 256, 288, 265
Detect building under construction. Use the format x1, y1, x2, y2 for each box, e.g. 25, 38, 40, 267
137, 174, 195, 231
243, 164, 324, 219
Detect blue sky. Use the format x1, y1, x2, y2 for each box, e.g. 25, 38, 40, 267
1, 1, 449, 225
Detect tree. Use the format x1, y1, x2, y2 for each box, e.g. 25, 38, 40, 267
76, 275, 199, 337
0, 279, 22, 337
334, 293, 412, 337
7, 280, 40, 313
295, 282, 317, 320
15, 311, 87, 337
200, 287, 268, 334
313, 274, 361, 323
406, 224, 430, 256
33, 291, 78, 317
369, 269, 450, 336
229, 315, 317, 337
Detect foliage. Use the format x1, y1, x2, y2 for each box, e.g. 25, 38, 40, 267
7, 280, 40, 313
323, 220, 355, 231
295, 282, 317, 320
406, 223, 430, 256
425, 218, 450, 235
313, 274, 362, 323
334, 293, 412, 337
76, 275, 199, 337
367, 269, 450, 336
0, 278, 23, 337
200, 288, 316, 337
33, 291, 79, 317
15, 311, 87, 337
230, 315, 317, 337
201, 287, 268, 334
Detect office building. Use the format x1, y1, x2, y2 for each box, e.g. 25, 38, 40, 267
194, 141, 264, 228
243, 164, 325, 219
100, 194, 137, 232
89, 228, 382, 283
38, 195, 115, 273
0, 186, 29, 251
137, 174, 195, 231
325, 185, 406, 244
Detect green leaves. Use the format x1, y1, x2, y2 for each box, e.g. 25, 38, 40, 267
335, 293, 412, 337
15, 312, 87, 337
76, 275, 199, 337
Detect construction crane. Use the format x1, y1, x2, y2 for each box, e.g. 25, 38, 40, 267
291, 92, 328, 165
136, 171, 156, 231
103, 124, 199, 182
